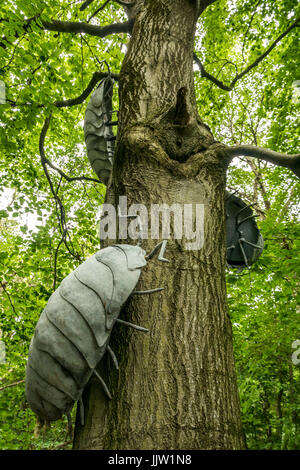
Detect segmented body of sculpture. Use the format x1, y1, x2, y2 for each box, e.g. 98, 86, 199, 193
25, 241, 168, 428
83, 76, 116, 185
225, 191, 264, 269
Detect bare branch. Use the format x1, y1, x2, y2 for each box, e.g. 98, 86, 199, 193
226, 145, 300, 178
39, 115, 100, 184
230, 16, 300, 88
80, 0, 96, 10
40, 120, 67, 236
53, 439, 73, 450
40, 116, 100, 191
0, 15, 133, 49
8, 71, 119, 108
0, 380, 24, 392
43, 157, 100, 184
88, 0, 111, 22
1, 282, 17, 316
1, 36, 25, 70
197, 0, 218, 16
241, 0, 262, 62
53, 228, 67, 291
41, 18, 133, 38
55, 71, 119, 107
39, 116, 82, 262
193, 53, 231, 91
245, 157, 271, 211
40, 116, 60, 200
114, 0, 136, 6
194, 16, 300, 91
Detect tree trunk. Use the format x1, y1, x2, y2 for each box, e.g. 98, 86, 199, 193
73, 0, 245, 450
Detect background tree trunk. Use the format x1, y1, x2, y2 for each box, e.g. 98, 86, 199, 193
73, 0, 245, 450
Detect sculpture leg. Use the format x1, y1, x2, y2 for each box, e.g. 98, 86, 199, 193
107, 345, 119, 370
93, 369, 112, 400
79, 396, 84, 426
66, 412, 73, 439
132, 287, 164, 295
145, 240, 169, 262
116, 318, 149, 333
238, 239, 249, 268
240, 237, 263, 249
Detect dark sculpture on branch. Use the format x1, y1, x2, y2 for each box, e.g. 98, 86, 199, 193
225, 192, 264, 269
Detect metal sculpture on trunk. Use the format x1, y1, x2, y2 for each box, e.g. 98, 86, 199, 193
25, 240, 168, 430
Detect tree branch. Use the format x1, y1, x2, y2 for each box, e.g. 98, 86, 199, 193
39, 116, 83, 262
41, 18, 133, 38
43, 156, 100, 183
1, 282, 17, 316
0, 16, 133, 49
193, 53, 231, 91
40, 116, 100, 188
53, 228, 67, 291
88, 0, 111, 22
241, 0, 262, 62
53, 439, 73, 450
0, 380, 24, 392
231, 16, 300, 88
197, 0, 218, 17
194, 16, 300, 91
8, 71, 119, 108
80, 0, 96, 10
55, 71, 119, 108
245, 157, 271, 211
226, 145, 300, 178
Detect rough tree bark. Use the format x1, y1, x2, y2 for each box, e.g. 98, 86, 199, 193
73, 0, 245, 449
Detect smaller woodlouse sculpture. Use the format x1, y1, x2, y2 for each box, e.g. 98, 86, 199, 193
83, 75, 116, 185
225, 191, 264, 269
25, 240, 168, 427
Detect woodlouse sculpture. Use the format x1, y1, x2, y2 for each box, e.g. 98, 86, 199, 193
225, 191, 264, 269
83, 75, 116, 185
25, 241, 168, 427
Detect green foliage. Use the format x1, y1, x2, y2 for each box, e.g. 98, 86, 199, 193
194, 1, 300, 447
0, 0, 299, 450
228, 218, 300, 449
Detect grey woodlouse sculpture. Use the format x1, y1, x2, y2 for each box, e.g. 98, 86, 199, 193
25, 241, 168, 427
83, 76, 115, 185
225, 191, 264, 269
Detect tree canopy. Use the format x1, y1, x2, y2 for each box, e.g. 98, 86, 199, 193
0, 0, 299, 450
